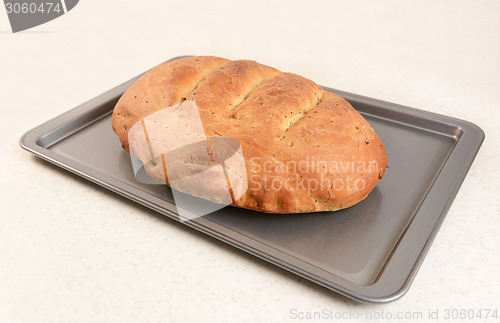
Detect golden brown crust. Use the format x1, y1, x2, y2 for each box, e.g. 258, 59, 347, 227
112, 56, 388, 213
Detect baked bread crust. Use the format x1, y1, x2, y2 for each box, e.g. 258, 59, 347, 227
112, 56, 387, 213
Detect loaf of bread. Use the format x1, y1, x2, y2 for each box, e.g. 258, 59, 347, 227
112, 56, 387, 213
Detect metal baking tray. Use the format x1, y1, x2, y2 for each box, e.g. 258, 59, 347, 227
20, 56, 484, 303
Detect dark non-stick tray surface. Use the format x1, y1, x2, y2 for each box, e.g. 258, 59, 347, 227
20, 57, 484, 303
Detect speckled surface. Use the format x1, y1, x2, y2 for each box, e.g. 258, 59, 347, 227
1, 1, 499, 322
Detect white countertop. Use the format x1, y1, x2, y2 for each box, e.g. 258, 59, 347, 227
1, 1, 499, 322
